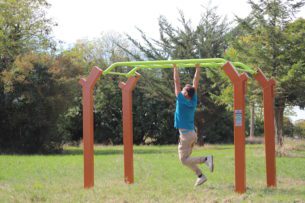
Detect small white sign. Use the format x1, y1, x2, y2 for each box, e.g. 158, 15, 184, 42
235, 110, 242, 127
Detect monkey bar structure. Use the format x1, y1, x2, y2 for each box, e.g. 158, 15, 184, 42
79, 58, 276, 193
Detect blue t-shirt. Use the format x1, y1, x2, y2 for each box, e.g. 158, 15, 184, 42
174, 92, 197, 130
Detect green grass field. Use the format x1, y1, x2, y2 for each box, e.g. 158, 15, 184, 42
1, 139, 305, 202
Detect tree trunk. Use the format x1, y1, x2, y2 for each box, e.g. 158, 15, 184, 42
274, 105, 284, 147
249, 102, 255, 141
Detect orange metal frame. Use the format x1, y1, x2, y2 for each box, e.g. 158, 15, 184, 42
79, 62, 276, 193
79, 66, 103, 188
223, 62, 248, 193
118, 72, 141, 184
254, 68, 277, 187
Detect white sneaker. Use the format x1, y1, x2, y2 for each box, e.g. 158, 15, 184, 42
194, 175, 207, 186
205, 155, 214, 172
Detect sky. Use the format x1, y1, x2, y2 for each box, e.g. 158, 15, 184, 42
47, 0, 305, 121
48, 0, 305, 43
47, 0, 255, 43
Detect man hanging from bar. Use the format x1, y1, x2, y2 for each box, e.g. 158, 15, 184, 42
173, 64, 214, 186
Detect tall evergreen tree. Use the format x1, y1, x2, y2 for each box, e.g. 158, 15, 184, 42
230, 0, 305, 146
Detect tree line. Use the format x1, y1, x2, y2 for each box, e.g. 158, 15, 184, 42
0, 0, 305, 153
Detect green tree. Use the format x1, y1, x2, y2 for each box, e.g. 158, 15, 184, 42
283, 117, 294, 137
0, 0, 58, 153
0, 0, 56, 71
294, 120, 305, 138
0, 53, 72, 153
230, 0, 305, 146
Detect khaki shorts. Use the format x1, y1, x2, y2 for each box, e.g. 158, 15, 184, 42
178, 129, 203, 175
178, 129, 197, 160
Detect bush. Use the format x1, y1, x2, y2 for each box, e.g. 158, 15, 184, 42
0, 53, 80, 153
294, 120, 305, 138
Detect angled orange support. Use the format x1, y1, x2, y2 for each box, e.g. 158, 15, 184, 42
79, 66, 103, 188
223, 62, 248, 193
254, 68, 276, 188
118, 72, 141, 184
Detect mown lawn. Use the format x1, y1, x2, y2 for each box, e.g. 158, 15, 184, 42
1, 139, 305, 202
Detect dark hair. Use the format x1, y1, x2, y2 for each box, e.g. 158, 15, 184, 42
185, 84, 195, 98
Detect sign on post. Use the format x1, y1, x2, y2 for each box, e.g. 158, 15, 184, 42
235, 110, 242, 127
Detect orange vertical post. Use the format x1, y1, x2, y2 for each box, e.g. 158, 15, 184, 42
118, 73, 141, 184
223, 62, 248, 193
79, 67, 103, 188
254, 68, 276, 187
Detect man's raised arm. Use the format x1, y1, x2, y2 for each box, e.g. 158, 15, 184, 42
173, 64, 181, 97
193, 64, 201, 90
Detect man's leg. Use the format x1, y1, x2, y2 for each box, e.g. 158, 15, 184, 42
178, 130, 206, 176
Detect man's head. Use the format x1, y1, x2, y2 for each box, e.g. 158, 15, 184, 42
182, 84, 195, 99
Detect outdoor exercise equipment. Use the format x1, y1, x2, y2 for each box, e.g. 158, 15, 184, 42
79, 58, 276, 193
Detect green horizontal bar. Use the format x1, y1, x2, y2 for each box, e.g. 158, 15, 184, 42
136, 62, 224, 69
232, 62, 256, 74
106, 72, 128, 76
103, 58, 227, 75
124, 63, 231, 77
235, 67, 248, 73
102, 58, 256, 77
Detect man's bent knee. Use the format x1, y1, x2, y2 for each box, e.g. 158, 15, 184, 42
179, 156, 189, 165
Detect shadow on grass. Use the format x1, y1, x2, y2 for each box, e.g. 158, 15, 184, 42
62, 148, 176, 156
